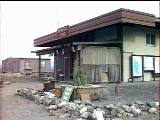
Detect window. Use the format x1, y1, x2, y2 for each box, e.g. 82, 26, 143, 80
55, 57, 64, 69
24, 60, 31, 69
41, 61, 46, 67
146, 34, 156, 45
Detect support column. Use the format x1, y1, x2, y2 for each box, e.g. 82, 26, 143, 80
38, 53, 41, 81
117, 23, 123, 83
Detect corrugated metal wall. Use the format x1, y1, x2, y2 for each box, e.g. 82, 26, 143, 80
81, 46, 121, 83
2, 58, 51, 74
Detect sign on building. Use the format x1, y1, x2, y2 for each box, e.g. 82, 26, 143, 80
132, 56, 143, 77
144, 57, 154, 71
155, 57, 160, 73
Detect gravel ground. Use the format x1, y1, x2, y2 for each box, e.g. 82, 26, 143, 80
0, 78, 159, 120
92, 81, 159, 120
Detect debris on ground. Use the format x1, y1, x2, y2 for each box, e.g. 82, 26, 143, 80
16, 87, 159, 120
3, 81, 11, 85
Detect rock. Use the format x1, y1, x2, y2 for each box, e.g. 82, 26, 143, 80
132, 108, 141, 116
50, 97, 60, 105
76, 118, 85, 120
146, 101, 155, 108
122, 111, 127, 117
121, 104, 130, 112
81, 112, 90, 119
74, 100, 82, 104
44, 99, 53, 106
130, 106, 136, 113
141, 105, 150, 111
93, 110, 104, 120
68, 102, 76, 109
127, 113, 134, 117
148, 108, 157, 114
116, 108, 125, 114
48, 105, 57, 110
60, 107, 68, 113
3, 81, 10, 85
154, 102, 159, 107
134, 101, 144, 106
87, 105, 93, 111
38, 96, 45, 104
105, 104, 114, 109
80, 106, 88, 114
117, 113, 123, 118
111, 118, 123, 120
110, 109, 117, 116
57, 101, 67, 108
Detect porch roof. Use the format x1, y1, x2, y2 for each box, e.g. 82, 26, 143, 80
31, 41, 122, 55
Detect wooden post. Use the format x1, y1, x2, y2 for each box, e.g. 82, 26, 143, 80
76, 49, 80, 66
38, 53, 41, 81
115, 84, 119, 96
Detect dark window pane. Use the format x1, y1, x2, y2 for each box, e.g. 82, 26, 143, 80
151, 34, 155, 45
56, 57, 64, 69
146, 34, 150, 44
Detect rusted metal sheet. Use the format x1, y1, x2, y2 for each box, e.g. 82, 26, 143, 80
2, 58, 51, 74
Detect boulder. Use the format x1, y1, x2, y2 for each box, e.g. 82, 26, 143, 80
146, 101, 155, 108
57, 101, 67, 108
127, 113, 134, 117
81, 112, 90, 119
148, 108, 157, 114
48, 105, 57, 110
110, 109, 117, 116
154, 102, 159, 107
60, 106, 69, 113
121, 104, 130, 112
80, 106, 88, 114
132, 108, 141, 116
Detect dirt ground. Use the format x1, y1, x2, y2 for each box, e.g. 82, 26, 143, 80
0, 78, 65, 120
0, 75, 159, 120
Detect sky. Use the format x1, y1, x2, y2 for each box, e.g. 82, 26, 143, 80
0, 1, 159, 66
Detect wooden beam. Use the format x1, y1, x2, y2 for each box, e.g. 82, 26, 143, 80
72, 41, 122, 45
38, 53, 41, 81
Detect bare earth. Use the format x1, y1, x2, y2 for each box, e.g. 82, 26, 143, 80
0, 77, 159, 120
0, 79, 64, 120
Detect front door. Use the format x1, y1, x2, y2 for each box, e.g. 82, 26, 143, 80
64, 57, 70, 80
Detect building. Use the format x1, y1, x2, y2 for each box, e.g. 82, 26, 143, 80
2, 57, 51, 75
32, 8, 160, 83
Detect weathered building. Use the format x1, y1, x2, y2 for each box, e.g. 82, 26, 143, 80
32, 8, 160, 83
2, 57, 51, 75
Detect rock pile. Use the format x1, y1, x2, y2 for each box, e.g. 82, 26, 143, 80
16, 88, 159, 120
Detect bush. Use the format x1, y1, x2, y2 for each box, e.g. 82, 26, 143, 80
73, 60, 87, 86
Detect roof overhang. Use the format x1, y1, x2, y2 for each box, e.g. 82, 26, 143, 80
34, 8, 156, 47
32, 41, 122, 55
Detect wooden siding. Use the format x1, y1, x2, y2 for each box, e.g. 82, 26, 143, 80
81, 46, 121, 83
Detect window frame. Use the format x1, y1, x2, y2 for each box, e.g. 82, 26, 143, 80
146, 34, 156, 46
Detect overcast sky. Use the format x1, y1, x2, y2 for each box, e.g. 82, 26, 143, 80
0, 1, 159, 66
